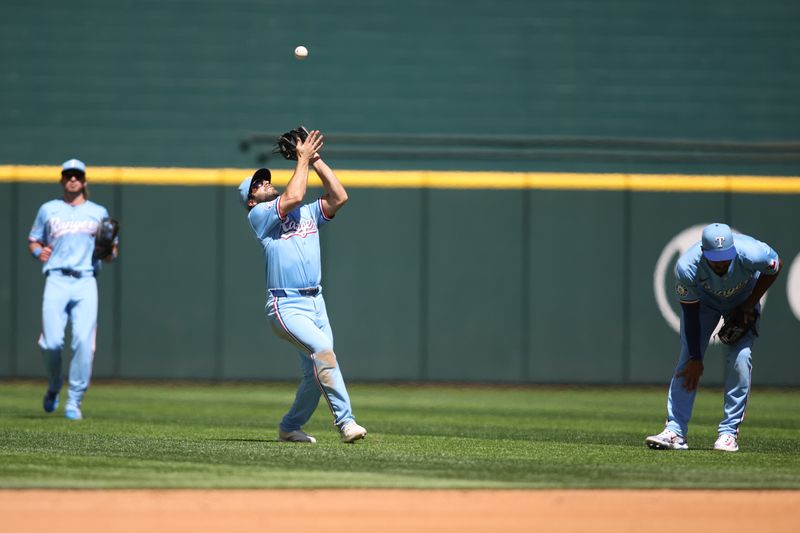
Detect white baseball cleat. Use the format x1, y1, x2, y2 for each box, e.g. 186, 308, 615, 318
278, 427, 317, 443
713, 433, 739, 452
645, 428, 689, 450
64, 405, 82, 421
339, 420, 367, 443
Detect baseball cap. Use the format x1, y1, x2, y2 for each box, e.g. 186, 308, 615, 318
61, 159, 86, 174
701, 223, 737, 261
238, 168, 271, 206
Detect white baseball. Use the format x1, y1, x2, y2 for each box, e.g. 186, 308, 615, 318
294, 45, 308, 60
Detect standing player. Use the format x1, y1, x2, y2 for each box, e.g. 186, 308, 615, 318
238, 128, 367, 444
646, 223, 781, 452
28, 159, 118, 420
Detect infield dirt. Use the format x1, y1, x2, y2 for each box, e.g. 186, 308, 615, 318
1, 489, 797, 532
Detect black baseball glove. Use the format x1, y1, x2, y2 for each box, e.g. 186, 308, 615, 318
718, 306, 759, 345
94, 217, 119, 261
273, 125, 310, 160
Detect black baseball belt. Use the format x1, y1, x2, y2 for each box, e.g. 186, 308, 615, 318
269, 287, 321, 297
46, 268, 95, 278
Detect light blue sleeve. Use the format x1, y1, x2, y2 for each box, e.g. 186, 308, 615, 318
28, 205, 48, 244
740, 237, 780, 275
307, 198, 332, 226
248, 199, 282, 239
674, 260, 700, 303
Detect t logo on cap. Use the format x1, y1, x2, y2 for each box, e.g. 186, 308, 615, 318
701, 223, 737, 262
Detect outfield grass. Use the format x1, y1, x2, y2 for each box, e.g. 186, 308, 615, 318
0, 381, 798, 489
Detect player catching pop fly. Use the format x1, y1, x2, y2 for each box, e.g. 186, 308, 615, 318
238, 127, 367, 444
646, 223, 781, 452
28, 159, 119, 420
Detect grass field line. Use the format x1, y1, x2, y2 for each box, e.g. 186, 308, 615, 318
1, 382, 798, 489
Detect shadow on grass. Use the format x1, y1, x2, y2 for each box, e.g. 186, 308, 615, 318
9, 414, 59, 420
208, 438, 280, 443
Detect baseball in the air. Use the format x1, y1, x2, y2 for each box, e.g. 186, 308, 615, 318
294, 45, 308, 60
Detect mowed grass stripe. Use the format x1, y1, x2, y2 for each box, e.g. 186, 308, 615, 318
0, 382, 798, 489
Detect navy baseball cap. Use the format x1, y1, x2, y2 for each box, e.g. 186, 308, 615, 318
61, 158, 86, 174
701, 223, 737, 261
238, 168, 271, 206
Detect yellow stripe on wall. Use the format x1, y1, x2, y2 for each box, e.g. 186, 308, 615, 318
1, 165, 799, 193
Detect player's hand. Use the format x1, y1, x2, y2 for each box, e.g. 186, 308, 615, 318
296, 130, 323, 161
676, 359, 704, 391
39, 246, 52, 262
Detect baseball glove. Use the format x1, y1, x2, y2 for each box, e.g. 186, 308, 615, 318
273, 125, 310, 160
93, 217, 119, 261
718, 306, 759, 345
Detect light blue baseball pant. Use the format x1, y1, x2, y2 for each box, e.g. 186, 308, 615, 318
38, 273, 98, 409
666, 302, 758, 439
266, 290, 355, 431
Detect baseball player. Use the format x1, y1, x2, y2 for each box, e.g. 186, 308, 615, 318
646, 223, 781, 452
238, 129, 367, 444
28, 159, 118, 420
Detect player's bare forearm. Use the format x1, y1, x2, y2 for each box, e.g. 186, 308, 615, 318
314, 158, 348, 215
742, 259, 782, 310
280, 157, 311, 211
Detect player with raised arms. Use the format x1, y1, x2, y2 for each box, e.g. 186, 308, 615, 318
238, 127, 367, 444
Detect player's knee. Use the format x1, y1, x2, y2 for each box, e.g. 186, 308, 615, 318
71, 337, 92, 351
70, 326, 97, 350
734, 347, 752, 372
38, 334, 64, 351
312, 350, 338, 388
313, 350, 337, 368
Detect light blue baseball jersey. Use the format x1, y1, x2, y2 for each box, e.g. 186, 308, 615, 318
28, 199, 109, 274
247, 196, 332, 289
674, 233, 780, 312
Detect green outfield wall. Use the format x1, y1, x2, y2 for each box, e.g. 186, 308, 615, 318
2, 171, 799, 385
1, 1, 799, 172
1, 1, 800, 384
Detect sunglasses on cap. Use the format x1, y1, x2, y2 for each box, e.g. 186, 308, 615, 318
61, 170, 86, 182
